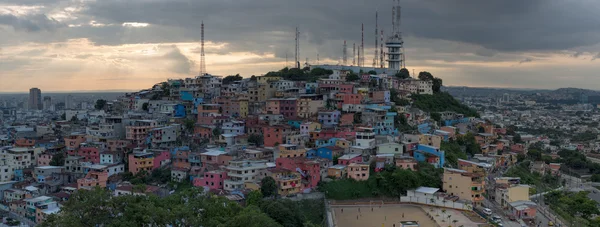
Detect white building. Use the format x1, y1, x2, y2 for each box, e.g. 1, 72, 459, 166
224, 160, 269, 191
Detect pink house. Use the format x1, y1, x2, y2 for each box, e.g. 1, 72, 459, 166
338, 154, 362, 165
68, 147, 100, 164
193, 170, 228, 189
64, 134, 86, 150
338, 84, 354, 94
37, 153, 54, 166
152, 150, 171, 169
511, 144, 525, 153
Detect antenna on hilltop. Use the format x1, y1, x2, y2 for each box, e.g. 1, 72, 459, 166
353, 43, 356, 65
373, 11, 378, 67
380, 30, 384, 68
343, 40, 347, 65
295, 27, 300, 68
199, 21, 206, 76
360, 23, 364, 67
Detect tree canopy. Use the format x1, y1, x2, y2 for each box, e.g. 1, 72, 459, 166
264, 67, 332, 82
223, 74, 243, 85
260, 177, 278, 198
94, 99, 107, 110
345, 72, 360, 82
49, 153, 65, 166
411, 92, 479, 117
394, 68, 410, 79
418, 71, 443, 93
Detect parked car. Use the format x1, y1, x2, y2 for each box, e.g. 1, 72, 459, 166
483, 208, 493, 215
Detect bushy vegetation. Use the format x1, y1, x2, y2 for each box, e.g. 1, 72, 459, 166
411, 92, 479, 117
222, 74, 243, 84
264, 67, 333, 82
441, 141, 467, 167
571, 130, 598, 142
544, 190, 600, 226
319, 163, 442, 200
42, 187, 325, 227
503, 161, 561, 192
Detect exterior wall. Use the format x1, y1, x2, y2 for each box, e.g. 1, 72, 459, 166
68, 147, 100, 164
443, 171, 472, 201
377, 143, 404, 155
263, 126, 284, 147
347, 163, 369, 181
419, 134, 442, 148
64, 135, 86, 150
37, 153, 53, 166
193, 171, 228, 189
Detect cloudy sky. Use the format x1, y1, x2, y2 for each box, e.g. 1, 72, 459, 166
1, 0, 600, 92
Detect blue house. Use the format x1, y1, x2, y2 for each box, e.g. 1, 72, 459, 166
13, 169, 24, 181
316, 146, 344, 160
0, 181, 17, 201
174, 104, 186, 118
444, 117, 471, 126
315, 138, 339, 147
418, 123, 431, 134
433, 130, 450, 142
180, 91, 194, 101
413, 144, 445, 168
287, 120, 303, 129
305, 149, 317, 158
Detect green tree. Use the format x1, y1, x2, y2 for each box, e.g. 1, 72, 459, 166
94, 99, 107, 110
260, 200, 303, 227
49, 153, 65, 166
220, 206, 282, 227
161, 82, 171, 96
260, 177, 278, 198
369, 79, 378, 87
418, 71, 442, 93
213, 127, 222, 138
367, 70, 377, 75
246, 190, 263, 206
513, 134, 523, 143
394, 68, 410, 79
527, 149, 542, 161
250, 75, 257, 81
142, 103, 149, 111
223, 74, 243, 84
61, 113, 66, 120
430, 112, 441, 123
42, 187, 115, 227
333, 155, 340, 165
183, 119, 195, 134
345, 73, 360, 82
70, 115, 78, 122
248, 134, 264, 146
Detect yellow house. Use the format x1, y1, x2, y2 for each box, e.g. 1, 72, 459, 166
269, 169, 302, 196
278, 144, 306, 158
443, 168, 485, 205
327, 165, 347, 179
495, 184, 530, 208
335, 139, 352, 149
300, 122, 321, 135
237, 98, 248, 118
418, 134, 442, 148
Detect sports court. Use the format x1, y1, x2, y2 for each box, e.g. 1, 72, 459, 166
332, 204, 437, 227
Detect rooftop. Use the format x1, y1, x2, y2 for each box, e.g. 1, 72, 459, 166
415, 186, 440, 195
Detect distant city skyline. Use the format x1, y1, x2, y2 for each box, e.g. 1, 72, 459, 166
1, 0, 600, 92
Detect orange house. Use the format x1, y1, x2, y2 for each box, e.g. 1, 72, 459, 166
77, 169, 108, 189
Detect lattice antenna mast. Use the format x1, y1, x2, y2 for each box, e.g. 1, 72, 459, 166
360, 23, 364, 67
199, 21, 206, 76
380, 30, 384, 68
373, 11, 378, 67
342, 40, 347, 65
392, 1, 396, 34
353, 43, 356, 65
295, 27, 300, 68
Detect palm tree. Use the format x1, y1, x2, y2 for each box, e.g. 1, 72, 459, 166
452, 219, 458, 227
447, 215, 452, 224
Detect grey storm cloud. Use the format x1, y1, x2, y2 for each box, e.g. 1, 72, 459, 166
0, 14, 63, 32
518, 58, 533, 64
163, 45, 193, 74
2, 0, 600, 61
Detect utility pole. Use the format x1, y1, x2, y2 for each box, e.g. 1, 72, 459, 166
374, 11, 378, 67
295, 27, 300, 68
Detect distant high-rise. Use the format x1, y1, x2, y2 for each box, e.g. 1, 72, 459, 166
43, 96, 52, 110
29, 88, 42, 110
65, 94, 73, 110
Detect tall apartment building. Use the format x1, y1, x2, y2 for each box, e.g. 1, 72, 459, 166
42, 96, 52, 110
443, 168, 485, 205
224, 160, 268, 191
29, 88, 42, 110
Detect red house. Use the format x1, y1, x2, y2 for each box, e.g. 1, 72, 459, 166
263, 125, 292, 147
275, 157, 321, 190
